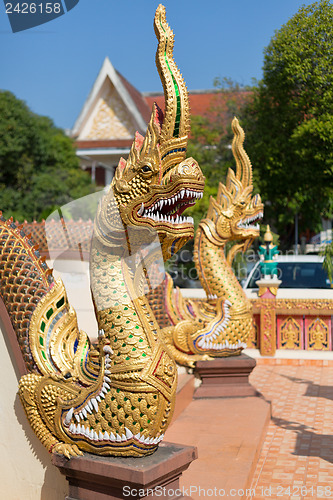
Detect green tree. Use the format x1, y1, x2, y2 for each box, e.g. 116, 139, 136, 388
187, 80, 254, 228
0, 90, 95, 221
322, 241, 333, 285
175, 84, 257, 286
243, 0, 333, 247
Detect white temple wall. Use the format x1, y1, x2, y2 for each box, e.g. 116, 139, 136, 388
0, 318, 68, 500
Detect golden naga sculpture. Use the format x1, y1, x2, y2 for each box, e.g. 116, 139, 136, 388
160, 118, 264, 366
0, 5, 204, 458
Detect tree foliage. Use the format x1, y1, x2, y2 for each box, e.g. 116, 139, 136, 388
177, 83, 257, 286
322, 241, 333, 284
0, 91, 95, 221
242, 0, 333, 247
186, 80, 255, 228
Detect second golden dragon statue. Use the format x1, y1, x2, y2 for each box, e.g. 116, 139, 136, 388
0, 5, 204, 458
156, 118, 264, 366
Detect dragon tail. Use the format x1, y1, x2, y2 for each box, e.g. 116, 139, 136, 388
0, 214, 94, 381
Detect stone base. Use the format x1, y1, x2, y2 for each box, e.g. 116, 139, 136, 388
52, 442, 197, 500
194, 354, 259, 398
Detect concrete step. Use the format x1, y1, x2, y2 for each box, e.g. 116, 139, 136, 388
166, 395, 271, 499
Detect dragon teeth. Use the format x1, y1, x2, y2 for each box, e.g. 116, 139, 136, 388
103, 345, 113, 355
68, 423, 165, 445
138, 202, 144, 216
64, 407, 74, 425
91, 398, 99, 413
125, 427, 133, 439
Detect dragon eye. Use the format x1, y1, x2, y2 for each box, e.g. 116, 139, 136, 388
142, 165, 152, 173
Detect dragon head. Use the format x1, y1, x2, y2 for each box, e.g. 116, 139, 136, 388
200, 118, 263, 255
94, 5, 204, 262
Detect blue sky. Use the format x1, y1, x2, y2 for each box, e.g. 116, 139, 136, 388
0, 0, 317, 130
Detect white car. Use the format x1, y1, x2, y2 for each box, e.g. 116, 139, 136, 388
242, 255, 333, 299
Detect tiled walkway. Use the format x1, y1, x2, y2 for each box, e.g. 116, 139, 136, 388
248, 362, 333, 500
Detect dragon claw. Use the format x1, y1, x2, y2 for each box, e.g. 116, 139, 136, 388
51, 442, 84, 458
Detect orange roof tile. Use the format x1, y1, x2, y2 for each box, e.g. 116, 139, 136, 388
75, 139, 133, 149
144, 90, 252, 121
117, 71, 152, 124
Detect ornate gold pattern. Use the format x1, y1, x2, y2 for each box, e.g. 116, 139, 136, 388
162, 119, 263, 365
258, 285, 279, 297
260, 301, 277, 356
306, 317, 330, 351
247, 316, 259, 348
251, 298, 333, 354
278, 317, 302, 350
275, 299, 333, 312
85, 87, 135, 140
0, 5, 204, 458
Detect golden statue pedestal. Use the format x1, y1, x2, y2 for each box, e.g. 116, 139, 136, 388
52, 442, 197, 500
193, 355, 259, 398
256, 278, 282, 298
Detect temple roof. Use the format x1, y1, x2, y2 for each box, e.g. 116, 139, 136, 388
72, 59, 251, 154
72, 57, 150, 141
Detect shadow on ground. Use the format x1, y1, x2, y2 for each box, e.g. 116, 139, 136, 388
272, 415, 333, 465
278, 373, 333, 401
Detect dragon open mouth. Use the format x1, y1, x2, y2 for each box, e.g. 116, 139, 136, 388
138, 188, 203, 225
237, 210, 263, 230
